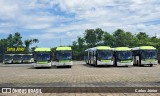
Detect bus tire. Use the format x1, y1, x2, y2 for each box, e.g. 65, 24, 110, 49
150, 64, 153, 67
94, 62, 97, 67
137, 60, 139, 66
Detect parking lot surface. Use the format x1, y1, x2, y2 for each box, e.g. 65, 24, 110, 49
0, 61, 160, 95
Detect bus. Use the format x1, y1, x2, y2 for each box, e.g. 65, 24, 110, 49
3, 54, 13, 64
12, 54, 23, 63
113, 47, 133, 67
55, 46, 72, 68
132, 46, 157, 67
85, 46, 114, 66
22, 54, 34, 63
33, 48, 52, 68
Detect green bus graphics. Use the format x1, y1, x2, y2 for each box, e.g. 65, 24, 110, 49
12, 54, 23, 63
85, 46, 114, 66
113, 47, 133, 66
132, 46, 157, 67
55, 47, 72, 68
33, 48, 52, 68
22, 54, 34, 63
3, 54, 13, 64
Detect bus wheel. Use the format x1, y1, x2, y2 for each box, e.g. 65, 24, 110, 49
94, 63, 97, 67
127, 66, 132, 68
150, 64, 153, 67
137, 60, 139, 66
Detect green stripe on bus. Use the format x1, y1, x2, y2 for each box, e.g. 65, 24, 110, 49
120, 60, 132, 63
101, 60, 112, 62
145, 59, 155, 62
37, 61, 48, 64
59, 60, 70, 63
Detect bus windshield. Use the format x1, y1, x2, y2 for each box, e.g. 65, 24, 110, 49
3, 55, 12, 60
142, 50, 157, 59
56, 51, 72, 60
36, 53, 50, 61
13, 55, 22, 60
118, 51, 132, 60
98, 50, 113, 60
23, 55, 32, 60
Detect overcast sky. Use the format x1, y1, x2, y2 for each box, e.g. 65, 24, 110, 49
0, 0, 160, 47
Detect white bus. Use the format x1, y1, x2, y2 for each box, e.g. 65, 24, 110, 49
113, 47, 133, 67
132, 46, 157, 67
33, 48, 52, 68
12, 54, 23, 64
3, 54, 13, 64
22, 54, 34, 63
55, 46, 72, 68
85, 46, 114, 66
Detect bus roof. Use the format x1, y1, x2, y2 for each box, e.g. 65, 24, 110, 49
132, 46, 156, 50
23, 54, 32, 55
56, 47, 72, 51
85, 46, 112, 51
4, 54, 14, 55
13, 54, 23, 55
34, 48, 51, 52
114, 47, 131, 51
96, 46, 112, 50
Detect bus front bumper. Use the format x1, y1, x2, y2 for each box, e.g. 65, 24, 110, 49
33, 62, 52, 68
23, 60, 32, 63
3, 60, 12, 64
117, 62, 133, 66
55, 61, 72, 66
13, 60, 22, 63
97, 61, 114, 65
141, 60, 157, 65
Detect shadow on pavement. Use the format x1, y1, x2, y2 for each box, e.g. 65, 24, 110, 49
82, 64, 114, 68
28, 65, 72, 69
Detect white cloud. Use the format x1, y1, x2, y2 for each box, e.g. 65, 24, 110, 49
30, 33, 57, 41
0, 0, 19, 19
0, 0, 160, 47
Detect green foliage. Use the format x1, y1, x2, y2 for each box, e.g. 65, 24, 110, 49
0, 32, 39, 60
103, 32, 115, 47
72, 28, 160, 60
24, 39, 39, 52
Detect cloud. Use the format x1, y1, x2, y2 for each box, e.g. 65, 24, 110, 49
0, 0, 160, 47
0, 0, 19, 19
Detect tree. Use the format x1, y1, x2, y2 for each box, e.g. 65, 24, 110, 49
32, 39, 39, 43
103, 32, 115, 47
113, 29, 126, 47
24, 39, 32, 52
95, 28, 104, 45
12, 32, 23, 47
84, 29, 96, 47
136, 32, 150, 46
